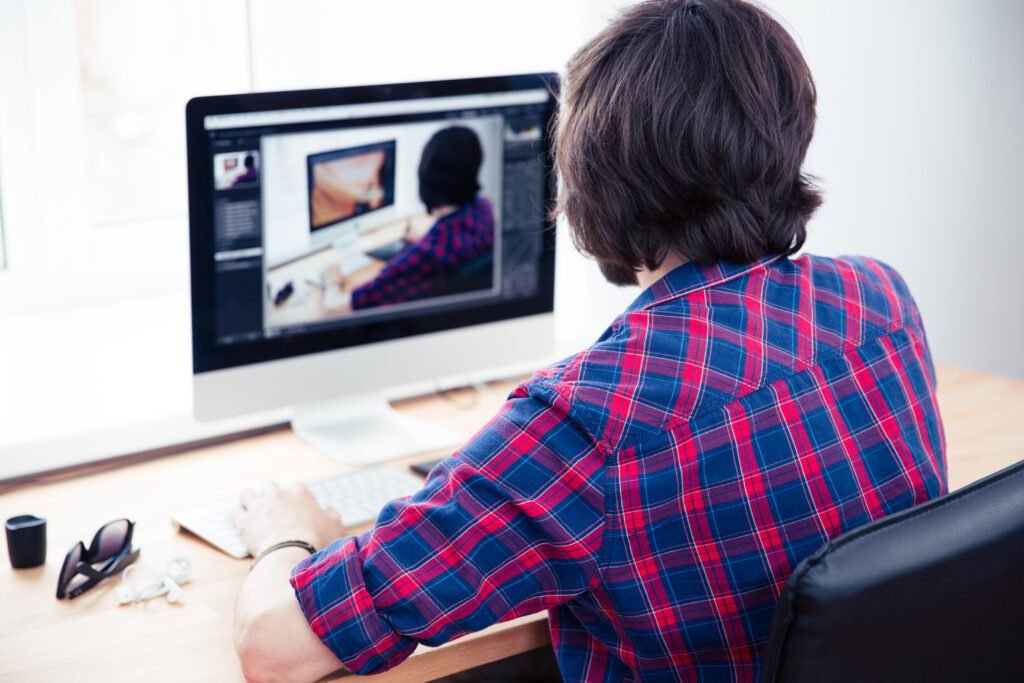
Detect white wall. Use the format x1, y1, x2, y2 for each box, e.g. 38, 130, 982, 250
552, 1, 661, 357
569, 0, 1024, 379
780, 0, 1024, 379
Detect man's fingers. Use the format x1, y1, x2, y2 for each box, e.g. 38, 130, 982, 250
286, 482, 314, 497
240, 481, 279, 508
324, 506, 344, 526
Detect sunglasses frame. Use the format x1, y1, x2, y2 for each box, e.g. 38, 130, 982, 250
56, 518, 139, 600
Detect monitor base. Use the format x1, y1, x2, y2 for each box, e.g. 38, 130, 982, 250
291, 395, 461, 465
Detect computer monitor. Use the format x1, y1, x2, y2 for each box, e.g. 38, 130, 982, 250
307, 140, 397, 243
186, 74, 558, 463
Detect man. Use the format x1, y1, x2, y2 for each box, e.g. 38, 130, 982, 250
233, 154, 259, 187
322, 126, 496, 314
232, 1, 947, 681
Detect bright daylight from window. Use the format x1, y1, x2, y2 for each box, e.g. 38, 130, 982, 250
0, 0, 257, 457
0, 0, 590, 470
0, 194, 6, 270
76, 0, 251, 227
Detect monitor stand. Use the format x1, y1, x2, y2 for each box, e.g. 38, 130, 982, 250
290, 395, 461, 465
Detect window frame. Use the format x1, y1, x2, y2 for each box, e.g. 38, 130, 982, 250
0, 0, 619, 475
0, 185, 7, 271
0, 0, 192, 313
0, 0, 592, 314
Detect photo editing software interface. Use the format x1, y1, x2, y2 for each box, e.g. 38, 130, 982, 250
204, 90, 550, 346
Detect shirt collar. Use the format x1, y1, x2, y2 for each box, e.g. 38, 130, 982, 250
624, 254, 783, 314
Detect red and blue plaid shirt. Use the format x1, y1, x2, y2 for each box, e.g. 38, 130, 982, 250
351, 196, 494, 310
292, 254, 946, 681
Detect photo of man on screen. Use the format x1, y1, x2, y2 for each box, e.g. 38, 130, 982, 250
321, 126, 495, 314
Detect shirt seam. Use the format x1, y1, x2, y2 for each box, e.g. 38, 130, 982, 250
607, 323, 922, 454
537, 376, 615, 595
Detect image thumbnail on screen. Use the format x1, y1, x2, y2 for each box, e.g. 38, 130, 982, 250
307, 140, 396, 232
263, 120, 501, 333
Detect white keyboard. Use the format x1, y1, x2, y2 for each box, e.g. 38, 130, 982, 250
172, 466, 426, 559
339, 251, 373, 276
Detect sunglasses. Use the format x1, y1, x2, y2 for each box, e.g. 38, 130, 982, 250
56, 518, 140, 600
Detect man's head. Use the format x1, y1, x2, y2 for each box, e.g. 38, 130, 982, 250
554, 0, 822, 286
418, 126, 483, 213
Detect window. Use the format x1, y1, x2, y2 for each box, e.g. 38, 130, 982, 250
72, 0, 589, 230
0, 0, 254, 310
0, 0, 602, 468
0, 193, 6, 271
75, 0, 251, 228
0, 0, 586, 312
246, 0, 584, 91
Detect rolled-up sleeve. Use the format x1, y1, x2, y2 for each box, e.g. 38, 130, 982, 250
289, 380, 606, 675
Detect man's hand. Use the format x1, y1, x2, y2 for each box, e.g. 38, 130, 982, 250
232, 483, 347, 557
322, 286, 353, 315
403, 212, 435, 243
321, 263, 354, 315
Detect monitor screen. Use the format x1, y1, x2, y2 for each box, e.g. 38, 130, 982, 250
187, 74, 558, 374
307, 140, 396, 232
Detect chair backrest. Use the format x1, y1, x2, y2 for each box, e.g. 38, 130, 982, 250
428, 252, 495, 299
760, 459, 1024, 683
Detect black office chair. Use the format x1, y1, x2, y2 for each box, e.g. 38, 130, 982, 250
426, 251, 495, 299
760, 459, 1024, 683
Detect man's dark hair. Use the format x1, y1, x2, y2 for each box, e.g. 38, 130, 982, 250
554, 0, 822, 285
418, 126, 483, 212
244, 155, 255, 169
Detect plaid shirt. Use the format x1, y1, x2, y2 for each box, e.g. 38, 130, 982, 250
351, 196, 494, 310
292, 254, 946, 681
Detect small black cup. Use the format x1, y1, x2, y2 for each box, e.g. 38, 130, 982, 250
6, 515, 47, 569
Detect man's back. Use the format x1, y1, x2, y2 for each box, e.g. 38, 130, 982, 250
288, 254, 945, 682
533, 254, 946, 679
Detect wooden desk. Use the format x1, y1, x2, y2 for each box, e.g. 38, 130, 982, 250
2, 366, 1023, 682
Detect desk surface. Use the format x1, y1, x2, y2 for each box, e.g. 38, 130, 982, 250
265, 215, 416, 330
2, 365, 1023, 682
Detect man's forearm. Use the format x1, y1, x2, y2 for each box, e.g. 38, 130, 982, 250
235, 546, 308, 643
234, 548, 346, 683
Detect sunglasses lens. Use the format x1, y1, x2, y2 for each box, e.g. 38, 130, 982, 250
92, 519, 129, 561
60, 544, 84, 593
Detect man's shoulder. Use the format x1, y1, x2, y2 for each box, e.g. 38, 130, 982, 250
519, 255, 927, 453
462, 196, 495, 225
802, 253, 925, 338
516, 320, 708, 452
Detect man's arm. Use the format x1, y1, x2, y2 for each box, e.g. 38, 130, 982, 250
350, 218, 453, 308
234, 548, 344, 683
234, 380, 606, 678
232, 484, 349, 683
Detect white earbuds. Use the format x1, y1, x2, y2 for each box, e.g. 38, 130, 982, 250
117, 557, 192, 605
163, 576, 185, 604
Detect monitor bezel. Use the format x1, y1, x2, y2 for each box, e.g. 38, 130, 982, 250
186, 73, 558, 375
